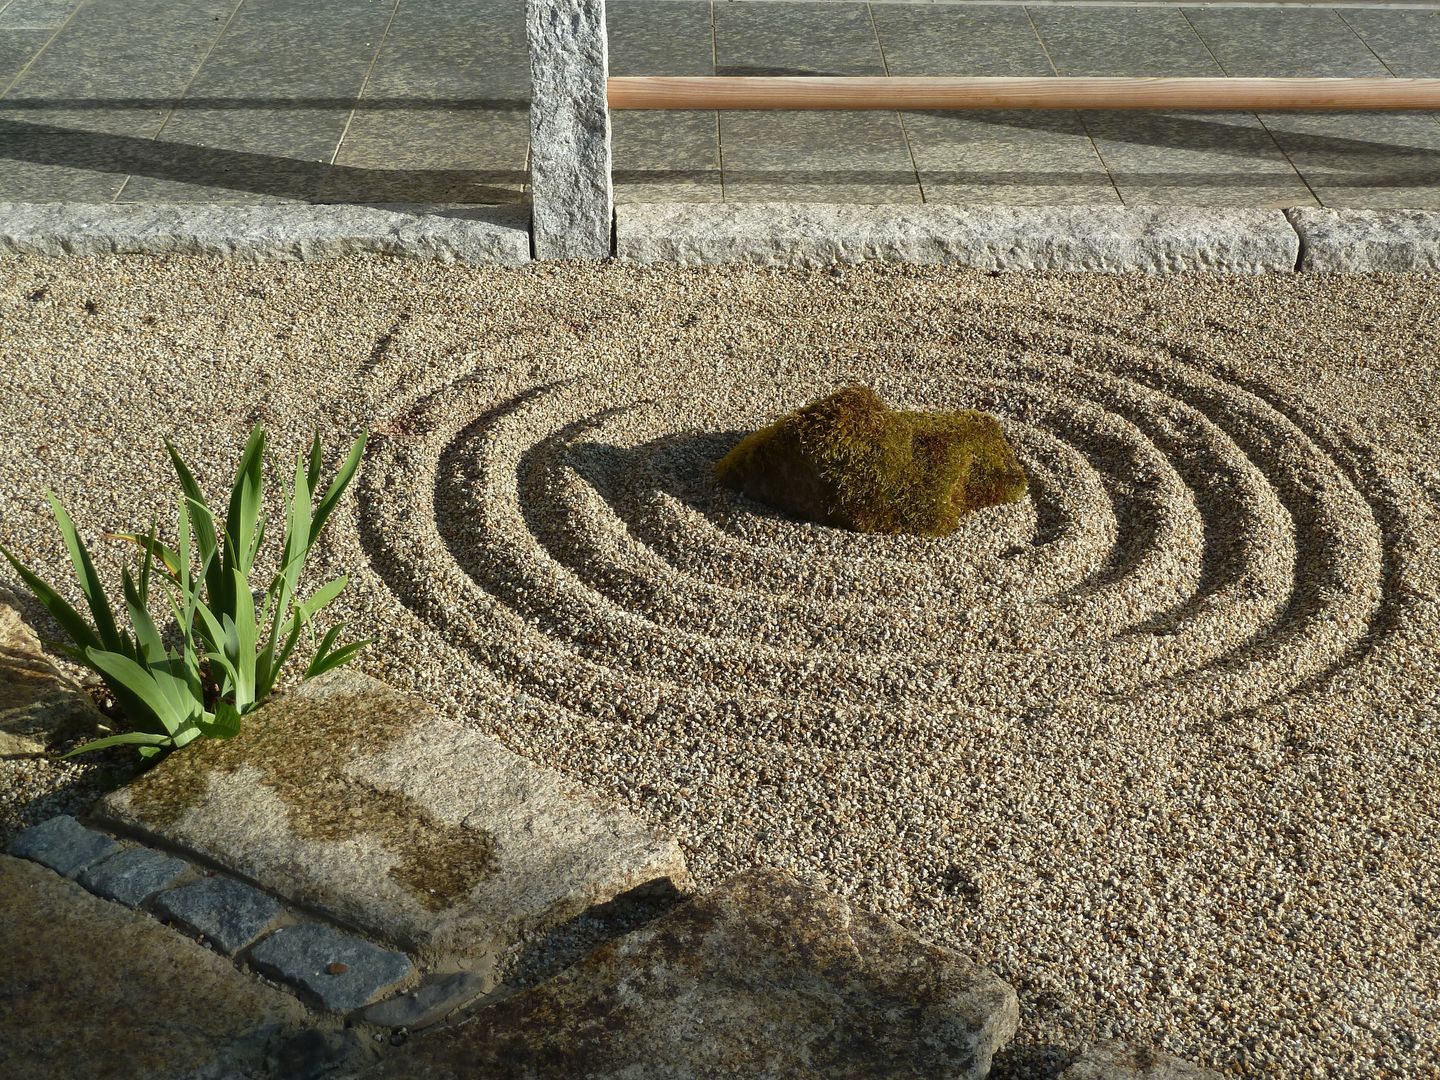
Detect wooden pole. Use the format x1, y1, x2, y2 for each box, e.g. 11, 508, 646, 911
607, 75, 1440, 111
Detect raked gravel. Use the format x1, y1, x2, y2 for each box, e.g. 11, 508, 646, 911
1, 257, 1437, 1078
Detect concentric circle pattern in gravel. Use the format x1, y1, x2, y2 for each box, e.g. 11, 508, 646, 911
1, 258, 1437, 1078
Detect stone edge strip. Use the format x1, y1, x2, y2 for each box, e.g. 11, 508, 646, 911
4, 815, 427, 1019
617, 203, 1303, 273
0, 203, 532, 265
1287, 207, 1440, 272
2, 201, 1437, 273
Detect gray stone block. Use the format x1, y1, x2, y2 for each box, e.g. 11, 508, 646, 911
77, 846, 189, 908
249, 924, 414, 1013
362, 869, 1018, 1079
154, 875, 285, 955
0, 203, 532, 265
1062, 1041, 1224, 1080
97, 671, 691, 970
7, 815, 120, 879
361, 967, 495, 1030
527, 0, 613, 259
1288, 208, 1440, 273
616, 203, 1300, 273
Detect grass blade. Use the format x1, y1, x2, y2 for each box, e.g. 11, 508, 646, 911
59, 731, 173, 759
45, 492, 122, 651
0, 542, 101, 653
309, 432, 367, 544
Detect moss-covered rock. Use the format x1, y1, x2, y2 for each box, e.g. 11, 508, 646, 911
714, 385, 1027, 535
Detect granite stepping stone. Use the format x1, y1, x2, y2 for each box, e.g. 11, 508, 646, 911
8, 815, 120, 878
249, 923, 413, 1013
154, 875, 285, 955
77, 846, 189, 907
364, 868, 1020, 1079
0, 854, 305, 1078
96, 671, 690, 968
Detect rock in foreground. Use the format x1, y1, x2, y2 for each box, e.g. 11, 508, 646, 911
0, 587, 101, 756
715, 385, 1027, 535
0, 854, 306, 1080
367, 868, 1018, 1079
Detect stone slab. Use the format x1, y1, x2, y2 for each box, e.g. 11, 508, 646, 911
1288, 208, 1440, 273
1062, 1041, 1224, 1080
361, 967, 496, 1030
616, 203, 1301, 274
154, 874, 285, 955
0, 854, 306, 1080
97, 670, 691, 967
0, 203, 532, 264
249, 923, 414, 1013
7, 814, 120, 878
527, 0, 613, 259
0, 586, 102, 756
77, 845, 189, 907
365, 868, 1019, 1079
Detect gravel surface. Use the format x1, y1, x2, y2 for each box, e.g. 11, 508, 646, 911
1, 257, 1437, 1077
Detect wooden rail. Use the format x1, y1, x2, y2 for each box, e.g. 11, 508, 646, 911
607, 76, 1440, 111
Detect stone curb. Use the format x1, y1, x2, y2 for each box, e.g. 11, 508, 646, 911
616, 203, 1302, 273
1288, 208, 1440, 273
3, 200, 1439, 273
0, 203, 532, 265
3, 817, 452, 1022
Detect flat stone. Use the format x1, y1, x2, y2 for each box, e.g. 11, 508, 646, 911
616, 203, 1300, 273
0, 203, 531, 265
0, 586, 102, 756
153, 875, 285, 955
249, 923, 414, 1013
361, 967, 496, 1029
271, 1028, 380, 1080
7, 814, 120, 878
97, 670, 690, 967
0, 854, 305, 1079
1062, 1041, 1225, 1080
76, 846, 189, 908
527, 0, 614, 259
364, 868, 1019, 1079
1288, 208, 1440, 273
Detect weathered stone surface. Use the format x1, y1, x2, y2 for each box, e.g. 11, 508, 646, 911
77, 845, 190, 907
0, 854, 305, 1080
0, 586, 102, 755
154, 874, 285, 954
365, 869, 1019, 1079
361, 967, 496, 1029
272, 1027, 380, 1080
97, 670, 690, 967
1062, 1041, 1225, 1080
249, 923, 414, 1013
527, 0, 613, 259
1288, 208, 1440, 273
617, 203, 1300, 273
7, 814, 120, 878
0, 203, 531, 265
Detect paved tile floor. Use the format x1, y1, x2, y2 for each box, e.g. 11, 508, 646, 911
0, 0, 1437, 207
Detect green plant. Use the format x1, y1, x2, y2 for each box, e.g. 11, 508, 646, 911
0, 427, 369, 759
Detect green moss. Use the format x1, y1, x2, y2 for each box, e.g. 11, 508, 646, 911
123, 679, 496, 913
714, 385, 1027, 536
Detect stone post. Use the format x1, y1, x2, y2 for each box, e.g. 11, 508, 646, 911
526, 0, 614, 260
